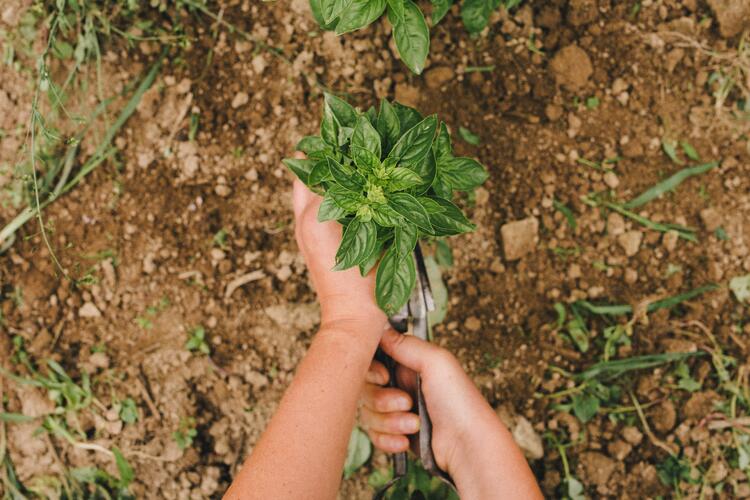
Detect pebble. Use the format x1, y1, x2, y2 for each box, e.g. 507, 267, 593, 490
545, 104, 564, 122
276, 265, 293, 282
607, 212, 626, 236
424, 66, 454, 89
511, 416, 544, 460
501, 217, 539, 261
607, 440, 632, 460
210, 248, 226, 261
79, 302, 102, 318
89, 352, 110, 369
568, 264, 582, 279
622, 426, 643, 445
549, 44, 593, 91
662, 230, 678, 252
624, 268, 639, 284
603, 171, 620, 189
215, 185, 232, 197
231, 92, 249, 108
618, 230, 643, 257
699, 207, 722, 232
465, 316, 482, 332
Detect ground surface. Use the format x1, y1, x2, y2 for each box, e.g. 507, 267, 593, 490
1, 0, 750, 498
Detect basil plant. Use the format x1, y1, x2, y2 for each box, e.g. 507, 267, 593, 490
309, 0, 523, 74
284, 94, 488, 315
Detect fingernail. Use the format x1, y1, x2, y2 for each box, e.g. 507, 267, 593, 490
401, 416, 420, 433
390, 397, 410, 411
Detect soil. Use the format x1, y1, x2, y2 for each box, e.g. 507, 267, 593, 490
1, 0, 750, 498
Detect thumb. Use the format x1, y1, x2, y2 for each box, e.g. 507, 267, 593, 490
379, 329, 443, 374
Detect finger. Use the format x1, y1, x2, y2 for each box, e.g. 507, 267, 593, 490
292, 178, 316, 218
361, 384, 413, 413
395, 364, 418, 395
366, 360, 389, 385
379, 329, 450, 373
367, 430, 410, 454
360, 406, 420, 435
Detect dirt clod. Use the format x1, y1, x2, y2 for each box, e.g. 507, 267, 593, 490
706, 0, 750, 38
577, 451, 616, 488
549, 45, 593, 91
501, 217, 539, 261
424, 66, 454, 89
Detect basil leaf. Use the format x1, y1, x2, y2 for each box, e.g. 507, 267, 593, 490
393, 102, 423, 134
352, 146, 381, 173
283, 158, 314, 186
376, 245, 416, 315
318, 193, 349, 221
324, 92, 358, 128
461, 0, 491, 34
388, 192, 432, 231
431, 172, 452, 199
365, 106, 378, 126
389, 167, 422, 191
433, 122, 452, 161
377, 99, 401, 155
394, 223, 418, 257
328, 157, 365, 192
296, 135, 327, 155
387, 115, 437, 167
311, 0, 339, 29
420, 196, 474, 235
390, 0, 430, 75
359, 239, 384, 277
329, 184, 363, 212
321, 99, 340, 147
336, 0, 387, 34
458, 126, 480, 145
352, 115, 382, 159
323, 0, 352, 25
407, 148, 436, 195
335, 218, 377, 270
439, 156, 489, 191
372, 203, 403, 227
431, 0, 453, 24
309, 160, 332, 185
387, 0, 405, 25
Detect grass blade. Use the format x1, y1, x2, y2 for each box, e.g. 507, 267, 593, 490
604, 202, 697, 241
577, 352, 702, 382
623, 162, 718, 209
573, 284, 718, 317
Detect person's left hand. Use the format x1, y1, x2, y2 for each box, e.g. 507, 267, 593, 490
292, 152, 387, 331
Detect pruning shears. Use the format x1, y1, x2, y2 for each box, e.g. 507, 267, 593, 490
373, 243, 456, 499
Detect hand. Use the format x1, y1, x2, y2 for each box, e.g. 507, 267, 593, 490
360, 329, 543, 499
292, 152, 387, 331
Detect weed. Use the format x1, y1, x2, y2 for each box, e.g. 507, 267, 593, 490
623, 162, 718, 210
185, 326, 210, 355
458, 126, 480, 146
344, 427, 371, 478
173, 417, 198, 450
119, 398, 138, 424
369, 458, 458, 499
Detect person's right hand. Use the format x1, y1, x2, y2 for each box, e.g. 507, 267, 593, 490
360, 329, 543, 499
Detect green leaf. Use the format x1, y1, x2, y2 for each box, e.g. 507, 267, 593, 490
282, 158, 314, 186
377, 99, 401, 154
393, 102, 423, 134
0, 412, 35, 423
318, 192, 349, 221
439, 156, 488, 191
566, 477, 586, 500
321, 98, 340, 147
310, 0, 339, 29
389, 167, 423, 191
662, 139, 684, 165
352, 115, 382, 159
113, 447, 134, 486
387, 115, 438, 167
119, 398, 138, 424
309, 160, 332, 185
352, 147, 381, 173
387, 0, 405, 25
435, 240, 453, 267
572, 392, 600, 423
431, 0, 454, 24
462, 0, 492, 34
344, 427, 372, 478
623, 162, 717, 209
424, 255, 449, 326
681, 141, 700, 161
730, 274, 750, 303
433, 122, 452, 161
336, 0, 387, 34
376, 245, 417, 315
329, 184, 363, 212
359, 240, 384, 276
388, 192, 432, 231
372, 203, 402, 227
419, 196, 474, 235
323, 0, 353, 25
567, 316, 589, 353
296, 135, 327, 155
406, 149, 437, 195
432, 173, 452, 199
553, 200, 577, 230
325, 92, 358, 128
458, 126, 480, 145
390, 0, 430, 75
328, 157, 365, 192
394, 223, 418, 257
335, 218, 377, 270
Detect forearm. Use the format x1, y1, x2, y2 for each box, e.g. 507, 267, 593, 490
225, 320, 384, 500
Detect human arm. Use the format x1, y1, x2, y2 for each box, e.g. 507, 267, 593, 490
361, 329, 543, 500
224, 168, 388, 500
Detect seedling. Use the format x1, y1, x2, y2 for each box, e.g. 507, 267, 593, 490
284, 94, 487, 315
173, 417, 198, 450
309, 0, 522, 74
186, 326, 211, 355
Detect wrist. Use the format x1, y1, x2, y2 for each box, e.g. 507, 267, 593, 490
319, 299, 387, 338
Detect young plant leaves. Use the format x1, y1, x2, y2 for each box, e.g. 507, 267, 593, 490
336, 0, 387, 34
462, 0, 493, 33
325, 92, 358, 128
439, 156, 489, 191
352, 115, 382, 159
318, 193, 348, 222
328, 157, 366, 192
377, 99, 401, 154
335, 218, 377, 270
431, 0, 454, 24
388, 115, 438, 167
389, 0, 430, 75
376, 245, 417, 315
388, 192, 432, 231
283, 158, 314, 186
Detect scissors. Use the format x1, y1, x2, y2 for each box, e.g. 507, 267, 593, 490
373, 243, 456, 499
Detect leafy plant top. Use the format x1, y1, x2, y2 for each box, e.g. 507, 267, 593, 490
309, 0, 522, 73
284, 93, 488, 315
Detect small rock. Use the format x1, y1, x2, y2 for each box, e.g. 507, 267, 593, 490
683, 390, 721, 420
665, 48, 685, 73
612, 78, 629, 95
465, 316, 481, 332
700, 207, 723, 232
89, 352, 110, 369
424, 66, 454, 89
79, 302, 101, 318
577, 451, 616, 488
215, 185, 232, 197
394, 83, 420, 108
550, 44, 593, 91
501, 217, 539, 261
706, 0, 750, 38
231, 92, 249, 108
143, 253, 156, 274
568, 264, 582, 280
618, 230, 643, 257
662, 230, 678, 252
607, 440, 632, 460
707, 460, 729, 484
545, 104, 564, 122
512, 417, 544, 460
622, 426, 643, 446
651, 400, 677, 432
567, 0, 598, 26
210, 248, 226, 261
276, 265, 293, 282
607, 212, 626, 236
603, 171, 620, 189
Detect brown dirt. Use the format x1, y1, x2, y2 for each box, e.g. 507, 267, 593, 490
2, 0, 750, 498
